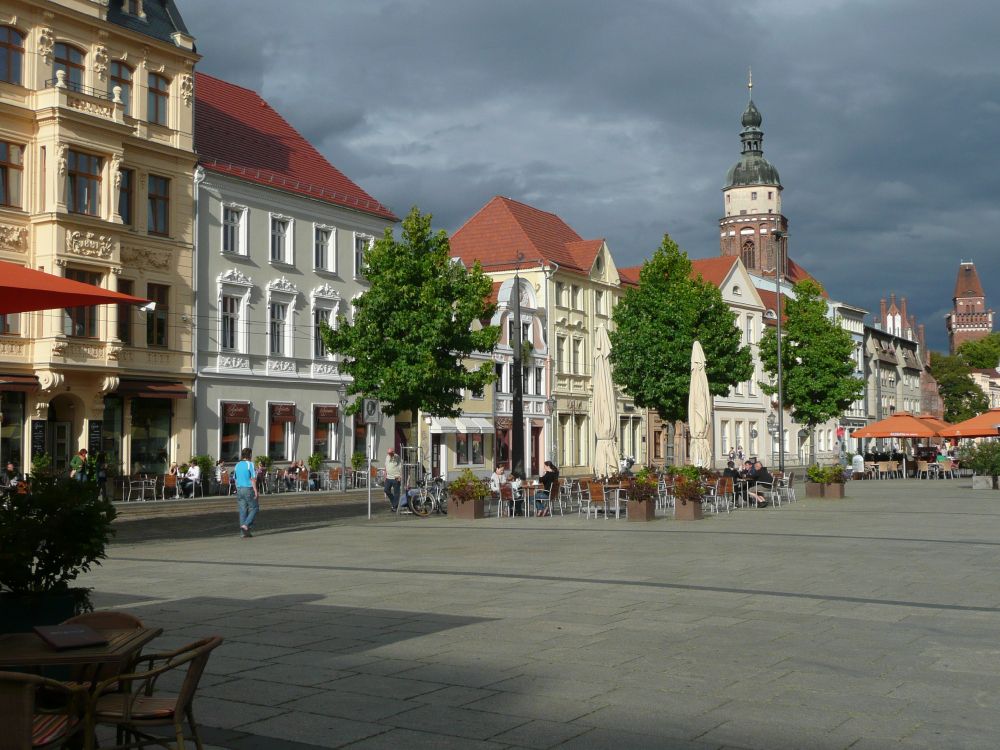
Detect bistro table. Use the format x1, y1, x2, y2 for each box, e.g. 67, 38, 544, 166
0, 626, 162, 670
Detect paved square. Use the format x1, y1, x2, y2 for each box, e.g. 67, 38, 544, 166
86, 479, 1000, 749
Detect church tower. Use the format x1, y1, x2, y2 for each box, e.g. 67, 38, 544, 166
946, 260, 994, 353
720, 73, 788, 276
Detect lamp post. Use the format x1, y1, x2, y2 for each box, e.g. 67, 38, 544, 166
511, 256, 526, 478
339, 391, 348, 492
546, 395, 557, 463
771, 229, 786, 473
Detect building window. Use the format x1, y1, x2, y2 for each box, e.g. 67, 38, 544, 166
125, 0, 143, 16
64, 268, 101, 337
572, 338, 583, 375
270, 216, 291, 263
222, 206, 245, 254
54, 43, 84, 92
0, 27, 24, 85
354, 233, 370, 277
145, 283, 168, 347
556, 335, 568, 374
269, 302, 287, 356
0, 141, 23, 208
555, 281, 566, 307
455, 432, 484, 466
116, 278, 133, 345
220, 294, 239, 351
751, 191, 757, 200
268, 404, 294, 461
745, 314, 753, 345
66, 150, 102, 216
313, 307, 331, 358
653, 430, 663, 460
768, 191, 773, 199
118, 168, 133, 225
147, 175, 169, 236
108, 61, 132, 115
534, 366, 543, 396
314, 226, 334, 272
571, 285, 582, 310
595, 290, 605, 316
147, 73, 169, 125
0, 312, 19, 335
313, 406, 338, 460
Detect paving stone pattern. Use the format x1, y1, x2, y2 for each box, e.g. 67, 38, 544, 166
86, 479, 1000, 749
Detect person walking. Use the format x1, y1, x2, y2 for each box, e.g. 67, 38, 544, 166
234, 447, 259, 538
70, 448, 88, 482
383, 447, 402, 511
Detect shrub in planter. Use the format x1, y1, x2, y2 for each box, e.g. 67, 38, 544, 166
627, 466, 658, 521
307, 452, 325, 472
350, 451, 367, 473
673, 474, 704, 520
189, 454, 215, 489
255, 455, 273, 471
805, 464, 846, 498
0, 474, 116, 631
960, 442, 1000, 482
448, 468, 488, 519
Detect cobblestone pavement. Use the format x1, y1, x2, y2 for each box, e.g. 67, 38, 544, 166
85, 478, 1000, 749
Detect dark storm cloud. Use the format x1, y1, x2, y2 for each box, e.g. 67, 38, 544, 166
182, 0, 1000, 350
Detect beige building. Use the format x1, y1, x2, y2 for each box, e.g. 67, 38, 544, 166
0, 0, 198, 479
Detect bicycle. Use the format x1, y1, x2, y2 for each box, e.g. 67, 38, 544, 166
410, 477, 448, 517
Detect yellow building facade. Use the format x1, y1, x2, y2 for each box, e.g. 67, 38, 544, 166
0, 0, 197, 480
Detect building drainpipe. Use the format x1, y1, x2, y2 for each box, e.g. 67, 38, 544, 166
191, 166, 205, 456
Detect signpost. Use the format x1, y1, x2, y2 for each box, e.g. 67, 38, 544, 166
363, 399, 379, 519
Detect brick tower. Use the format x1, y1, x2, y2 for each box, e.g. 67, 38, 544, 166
719, 73, 788, 276
946, 260, 994, 353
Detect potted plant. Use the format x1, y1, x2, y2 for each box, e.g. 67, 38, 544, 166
961, 442, 1000, 490
307, 452, 324, 473
670, 465, 705, 521
254, 455, 273, 472
0, 473, 116, 633
189, 454, 215, 494
351, 451, 367, 473
447, 468, 488, 519
805, 464, 846, 498
627, 466, 658, 522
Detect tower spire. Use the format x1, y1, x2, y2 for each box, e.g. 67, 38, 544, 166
748, 66, 753, 100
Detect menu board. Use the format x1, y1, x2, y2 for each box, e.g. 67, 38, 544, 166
88, 420, 103, 457
30, 420, 46, 459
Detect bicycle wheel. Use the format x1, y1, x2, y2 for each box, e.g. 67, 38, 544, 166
410, 493, 431, 517
438, 491, 448, 515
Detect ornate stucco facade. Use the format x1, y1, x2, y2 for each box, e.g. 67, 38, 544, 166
0, 0, 198, 479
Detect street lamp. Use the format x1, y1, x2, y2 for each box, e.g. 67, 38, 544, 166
770, 229, 786, 473
546, 395, 557, 463
338, 390, 349, 492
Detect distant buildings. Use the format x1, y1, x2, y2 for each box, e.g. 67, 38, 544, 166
946, 260, 993, 353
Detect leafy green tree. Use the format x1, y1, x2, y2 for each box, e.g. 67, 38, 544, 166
957, 332, 1000, 369
759, 279, 863, 463
930, 353, 989, 423
609, 234, 753, 423
322, 207, 500, 418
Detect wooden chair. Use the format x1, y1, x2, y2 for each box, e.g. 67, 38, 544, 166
63, 611, 146, 688
498, 483, 515, 517
327, 467, 341, 489
297, 468, 309, 491
161, 473, 180, 500
916, 460, 930, 480
219, 470, 231, 495
87, 636, 223, 750
581, 480, 608, 519
0, 671, 88, 750
939, 459, 955, 479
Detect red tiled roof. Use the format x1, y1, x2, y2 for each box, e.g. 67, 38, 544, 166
954, 262, 986, 299
690, 257, 738, 288
784, 258, 828, 297
757, 288, 792, 326
618, 266, 640, 287
194, 73, 397, 221
488, 281, 503, 306
450, 196, 601, 275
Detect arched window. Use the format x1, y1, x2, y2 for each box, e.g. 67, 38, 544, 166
54, 42, 85, 91
109, 61, 133, 115
741, 239, 755, 270
147, 72, 169, 125
0, 26, 24, 85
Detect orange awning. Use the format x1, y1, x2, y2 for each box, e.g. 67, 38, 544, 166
0, 261, 148, 314
939, 409, 1000, 438
852, 412, 942, 439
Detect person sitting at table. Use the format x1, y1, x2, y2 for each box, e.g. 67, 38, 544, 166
167, 462, 180, 477
489, 463, 507, 494
255, 459, 269, 494
180, 461, 201, 498
1, 460, 24, 489
535, 460, 559, 516
508, 471, 525, 516
746, 461, 773, 508
723, 460, 744, 503
740, 460, 754, 477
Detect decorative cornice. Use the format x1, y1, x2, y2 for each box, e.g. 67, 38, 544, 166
121, 245, 170, 271
267, 276, 298, 296
0, 224, 28, 252
267, 358, 296, 373
67, 230, 113, 259
311, 283, 340, 302
218, 268, 253, 287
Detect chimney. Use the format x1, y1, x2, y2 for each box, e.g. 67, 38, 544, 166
901, 296, 908, 325
880, 297, 887, 328
918, 323, 926, 357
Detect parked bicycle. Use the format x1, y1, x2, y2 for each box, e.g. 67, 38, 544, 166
410, 477, 448, 517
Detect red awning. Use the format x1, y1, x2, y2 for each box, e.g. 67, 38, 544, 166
0, 261, 148, 314
270, 403, 296, 423
116, 380, 188, 399
0, 373, 40, 392
223, 402, 251, 424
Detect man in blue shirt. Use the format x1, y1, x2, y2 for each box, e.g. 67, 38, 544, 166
234, 447, 259, 538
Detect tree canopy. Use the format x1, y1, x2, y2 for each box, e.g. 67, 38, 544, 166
930, 353, 989, 423
957, 332, 1000, 369
608, 235, 753, 423
322, 207, 500, 418
758, 279, 863, 432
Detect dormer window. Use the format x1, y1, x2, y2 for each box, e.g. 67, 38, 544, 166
124, 0, 144, 17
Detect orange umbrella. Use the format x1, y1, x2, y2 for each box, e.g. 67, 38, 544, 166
938, 409, 1000, 438
852, 412, 942, 439
917, 414, 951, 434
0, 261, 147, 314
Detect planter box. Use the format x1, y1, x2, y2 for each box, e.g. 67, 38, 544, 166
972, 475, 999, 490
805, 481, 824, 498
674, 499, 703, 521
806, 482, 846, 499
628, 500, 656, 522
450, 497, 485, 519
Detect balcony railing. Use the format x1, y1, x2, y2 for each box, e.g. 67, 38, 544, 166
44, 78, 112, 101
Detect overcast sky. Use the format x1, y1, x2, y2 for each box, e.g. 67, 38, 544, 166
182, 0, 1000, 351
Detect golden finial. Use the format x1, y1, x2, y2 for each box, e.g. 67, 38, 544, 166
748, 67, 753, 98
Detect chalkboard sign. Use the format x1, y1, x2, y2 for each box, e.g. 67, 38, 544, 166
30, 420, 46, 459
88, 420, 102, 457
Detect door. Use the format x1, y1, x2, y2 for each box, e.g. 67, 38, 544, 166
51, 422, 72, 474
530, 425, 542, 476
431, 434, 441, 478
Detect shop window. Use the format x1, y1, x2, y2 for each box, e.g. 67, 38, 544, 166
130, 398, 170, 475
0, 391, 24, 469
220, 402, 249, 462
100, 395, 124, 475
268, 403, 294, 461
456, 433, 469, 465
313, 405, 339, 460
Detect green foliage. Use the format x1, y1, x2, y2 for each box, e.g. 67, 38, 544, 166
448, 468, 489, 504
931, 353, 989, 423
30, 452, 52, 477
957, 333, 1000, 369
958, 441, 1000, 476
0, 475, 116, 598
254, 455, 273, 471
806, 464, 845, 484
759, 280, 863, 429
322, 207, 500, 418
307, 453, 324, 472
188, 455, 214, 481
351, 451, 367, 472
609, 235, 752, 423
673, 476, 704, 506
630, 466, 658, 502
666, 464, 701, 482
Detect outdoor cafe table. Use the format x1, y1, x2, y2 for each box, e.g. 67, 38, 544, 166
0, 626, 162, 670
